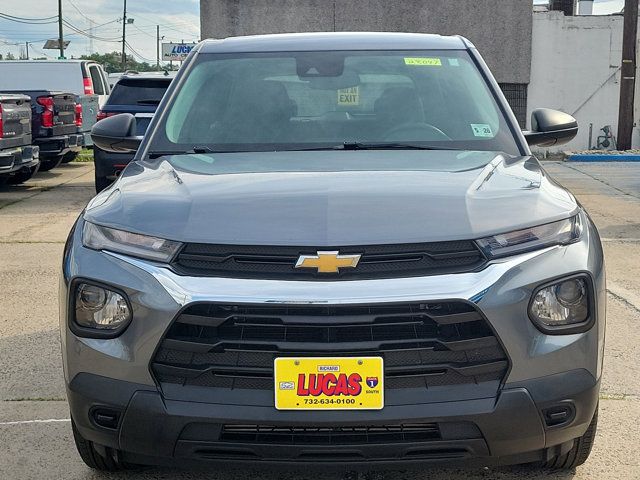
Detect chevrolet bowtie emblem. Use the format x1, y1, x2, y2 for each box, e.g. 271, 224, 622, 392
295, 251, 362, 274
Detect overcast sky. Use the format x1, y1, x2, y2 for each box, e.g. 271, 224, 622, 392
0, 0, 199, 63
0, 0, 626, 63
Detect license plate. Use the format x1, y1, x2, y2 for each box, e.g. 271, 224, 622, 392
274, 357, 384, 411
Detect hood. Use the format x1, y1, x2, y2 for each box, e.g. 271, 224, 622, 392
84, 150, 577, 246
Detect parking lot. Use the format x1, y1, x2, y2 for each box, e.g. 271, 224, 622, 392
0, 160, 639, 479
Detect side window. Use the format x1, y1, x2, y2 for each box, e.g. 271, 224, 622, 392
89, 65, 105, 95
99, 67, 111, 94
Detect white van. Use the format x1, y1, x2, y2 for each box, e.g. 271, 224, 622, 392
0, 60, 110, 108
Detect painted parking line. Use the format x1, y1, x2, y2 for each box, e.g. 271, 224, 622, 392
0, 418, 70, 426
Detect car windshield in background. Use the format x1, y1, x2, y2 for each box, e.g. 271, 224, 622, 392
108, 78, 171, 105
155, 50, 521, 156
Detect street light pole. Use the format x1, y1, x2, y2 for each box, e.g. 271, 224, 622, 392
156, 25, 160, 70
57, 0, 64, 59
121, 0, 127, 70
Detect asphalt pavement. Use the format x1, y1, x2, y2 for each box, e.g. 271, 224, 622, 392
0, 160, 639, 479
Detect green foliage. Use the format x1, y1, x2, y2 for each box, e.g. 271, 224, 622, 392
79, 51, 159, 73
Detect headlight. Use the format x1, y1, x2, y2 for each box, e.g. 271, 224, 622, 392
83, 222, 182, 262
476, 215, 582, 259
73, 282, 132, 335
529, 276, 593, 334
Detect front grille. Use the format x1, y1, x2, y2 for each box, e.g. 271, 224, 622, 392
172, 241, 486, 280
152, 301, 508, 392
220, 423, 441, 445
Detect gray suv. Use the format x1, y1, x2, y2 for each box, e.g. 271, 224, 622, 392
61, 33, 604, 472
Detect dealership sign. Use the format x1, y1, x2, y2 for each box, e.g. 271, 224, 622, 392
162, 43, 195, 61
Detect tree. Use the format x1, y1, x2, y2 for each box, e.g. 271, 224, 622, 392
79, 51, 158, 73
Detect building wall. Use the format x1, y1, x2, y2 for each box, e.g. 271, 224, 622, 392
528, 11, 633, 152
200, 0, 532, 84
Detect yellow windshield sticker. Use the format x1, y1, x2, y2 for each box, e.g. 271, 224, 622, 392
404, 57, 442, 66
337, 86, 360, 106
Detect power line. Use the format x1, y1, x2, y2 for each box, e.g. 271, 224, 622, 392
124, 40, 153, 63
29, 43, 54, 59
0, 12, 58, 22
67, 0, 96, 24
0, 18, 123, 49
63, 18, 122, 42
0, 13, 58, 25
131, 18, 199, 38
131, 23, 156, 39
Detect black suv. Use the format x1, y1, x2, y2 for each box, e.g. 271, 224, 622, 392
93, 72, 174, 192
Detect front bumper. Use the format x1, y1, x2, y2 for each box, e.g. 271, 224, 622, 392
68, 369, 598, 467
60, 215, 606, 466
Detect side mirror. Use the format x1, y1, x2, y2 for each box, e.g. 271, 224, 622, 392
91, 113, 142, 153
524, 108, 578, 147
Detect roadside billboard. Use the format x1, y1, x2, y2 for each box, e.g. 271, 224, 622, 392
162, 43, 196, 62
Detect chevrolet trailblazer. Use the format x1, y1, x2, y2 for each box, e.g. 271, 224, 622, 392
61, 33, 604, 472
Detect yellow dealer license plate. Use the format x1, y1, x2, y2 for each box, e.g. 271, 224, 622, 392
274, 357, 384, 411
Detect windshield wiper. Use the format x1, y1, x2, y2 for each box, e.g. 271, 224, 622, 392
277, 142, 462, 152
137, 99, 161, 105
147, 146, 215, 159
338, 141, 461, 151
148, 143, 462, 157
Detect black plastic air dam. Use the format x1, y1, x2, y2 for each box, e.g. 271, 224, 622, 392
67, 369, 598, 468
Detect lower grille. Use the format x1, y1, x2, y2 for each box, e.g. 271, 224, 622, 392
221, 423, 441, 445
152, 301, 508, 392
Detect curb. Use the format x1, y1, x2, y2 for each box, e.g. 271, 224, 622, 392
567, 154, 640, 162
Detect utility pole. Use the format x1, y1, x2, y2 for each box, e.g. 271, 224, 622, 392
156, 25, 160, 70
617, 0, 638, 151
57, 0, 64, 59
121, 0, 127, 70
89, 20, 94, 54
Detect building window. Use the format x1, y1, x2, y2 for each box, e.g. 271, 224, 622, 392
550, 0, 576, 16
499, 83, 528, 128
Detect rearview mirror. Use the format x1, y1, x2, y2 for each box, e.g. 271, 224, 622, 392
523, 109, 578, 147
91, 113, 142, 153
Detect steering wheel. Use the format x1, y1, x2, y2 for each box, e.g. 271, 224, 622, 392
383, 122, 451, 142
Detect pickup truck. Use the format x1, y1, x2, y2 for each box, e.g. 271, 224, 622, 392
2, 90, 83, 172
0, 93, 39, 185
62, 93, 98, 164
0, 60, 108, 161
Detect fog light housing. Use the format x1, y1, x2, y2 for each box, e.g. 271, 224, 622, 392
529, 275, 592, 334
72, 282, 132, 336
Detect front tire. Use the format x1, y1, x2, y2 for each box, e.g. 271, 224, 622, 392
38, 155, 63, 172
62, 151, 79, 163
71, 418, 136, 471
545, 407, 598, 470
7, 164, 39, 185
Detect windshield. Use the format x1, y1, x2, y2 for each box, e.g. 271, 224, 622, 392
153, 50, 520, 155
